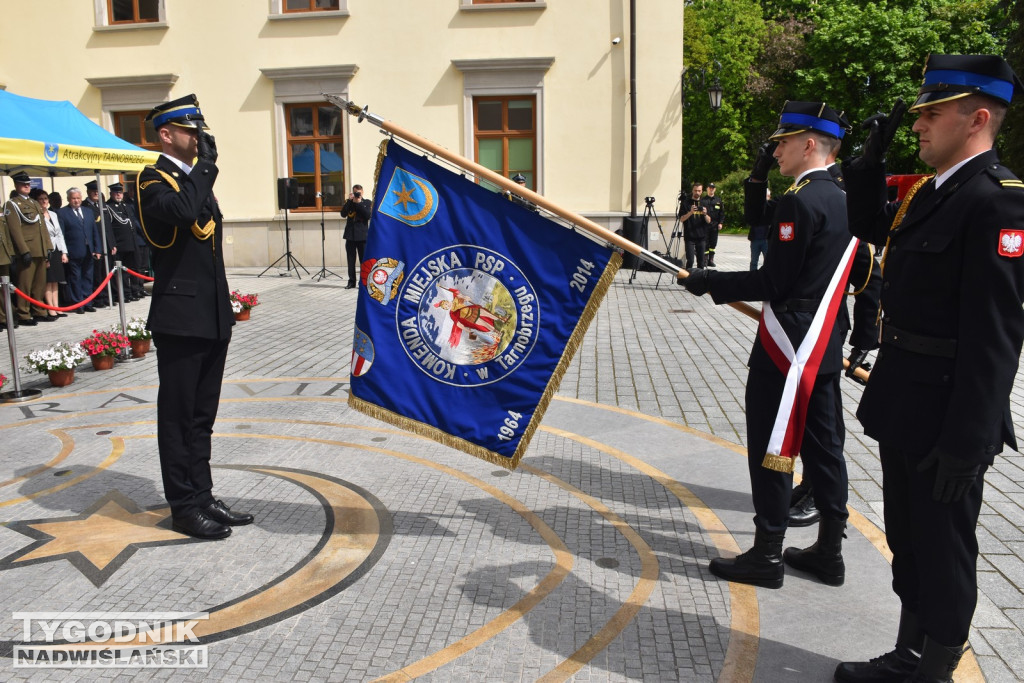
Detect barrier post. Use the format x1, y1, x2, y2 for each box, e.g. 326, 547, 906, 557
0, 276, 42, 403
114, 262, 144, 364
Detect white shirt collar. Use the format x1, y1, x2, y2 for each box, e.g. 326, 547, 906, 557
934, 151, 986, 188
161, 153, 193, 175
794, 166, 830, 186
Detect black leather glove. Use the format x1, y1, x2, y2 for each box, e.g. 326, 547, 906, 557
19, 251, 32, 267
844, 347, 871, 385
750, 141, 778, 182
860, 98, 906, 166
677, 268, 710, 296
917, 448, 981, 504
197, 131, 218, 164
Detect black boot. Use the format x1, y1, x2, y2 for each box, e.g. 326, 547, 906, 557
783, 516, 846, 585
788, 481, 820, 527
834, 608, 923, 682
708, 529, 784, 589
908, 637, 965, 683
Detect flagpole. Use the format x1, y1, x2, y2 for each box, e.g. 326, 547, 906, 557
324, 95, 686, 278
325, 95, 870, 383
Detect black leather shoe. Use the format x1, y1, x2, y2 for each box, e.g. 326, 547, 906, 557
788, 482, 821, 527
19, 318, 37, 326
835, 646, 920, 682
345, 283, 356, 289
203, 500, 254, 526
34, 315, 56, 323
75, 308, 86, 314
708, 529, 785, 589
172, 510, 231, 539
84, 306, 97, 312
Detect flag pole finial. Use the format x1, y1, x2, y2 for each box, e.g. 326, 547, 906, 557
322, 94, 383, 127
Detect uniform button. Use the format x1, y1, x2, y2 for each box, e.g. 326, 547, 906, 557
922, 241, 928, 247
883, 282, 890, 289
942, 375, 950, 383
986, 445, 997, 454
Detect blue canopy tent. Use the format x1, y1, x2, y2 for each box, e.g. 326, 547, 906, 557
0, 89, 159, 178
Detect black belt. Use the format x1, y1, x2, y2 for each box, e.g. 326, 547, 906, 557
771, 298, 819, 314
881, 324, 957, 358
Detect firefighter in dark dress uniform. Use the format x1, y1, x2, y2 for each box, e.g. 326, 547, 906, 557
836, 55, 1024, 683
137, 94, 253, 540
679, 102, 858, 590
104, 183, 140, 301
84, 180, 117, 307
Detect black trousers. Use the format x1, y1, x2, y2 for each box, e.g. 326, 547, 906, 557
345, 239, 365, 285
745, 367, 848, 534
706, 226, 719, 255
685, 239, 707, 269
153, 333, 231, 517
880, 444, 986, 646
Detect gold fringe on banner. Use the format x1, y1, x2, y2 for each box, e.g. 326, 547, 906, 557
348, 251, 622, 471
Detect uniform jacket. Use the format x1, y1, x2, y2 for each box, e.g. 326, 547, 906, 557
710, 171, 854, 375
844, 150, 1024, 462
0, 214, 14, 267
341, 197, 372, 241
57, 205, 101, 259
3, 195, 51, 258
104, 200, 137, 252
84, 198, 117, 253
138, 155, 233, 340
703, 194, 724, 229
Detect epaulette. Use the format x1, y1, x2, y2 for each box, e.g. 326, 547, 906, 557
985, 164, 1024, 189
786, 179, 812, 195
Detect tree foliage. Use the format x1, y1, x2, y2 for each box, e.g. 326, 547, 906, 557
682, 0, 1016, 204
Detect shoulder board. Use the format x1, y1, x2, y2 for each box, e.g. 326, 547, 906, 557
140, 166, 181, 193
999, 179, 1024, 190
984, 164, 1024, 188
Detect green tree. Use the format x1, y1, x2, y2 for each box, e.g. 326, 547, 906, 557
1002, 0, 1024, 174
683, 0, 767, 185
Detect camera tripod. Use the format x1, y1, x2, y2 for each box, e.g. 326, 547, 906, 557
629, 196, 672, 284
259, 206, 309, 279
667, 192, 684, 260
313, 194, 342, 281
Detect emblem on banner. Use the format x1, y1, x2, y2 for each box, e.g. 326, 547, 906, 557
395, 245, 537, 387
779, 222, 795, 241
43, 142, 59, 165
362, 257, 405, 305
351, 327, 375, 377
999, 229, 1024, 257
378, 167, 439, 227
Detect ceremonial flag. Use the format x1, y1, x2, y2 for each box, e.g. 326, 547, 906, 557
348, 139, 620, 469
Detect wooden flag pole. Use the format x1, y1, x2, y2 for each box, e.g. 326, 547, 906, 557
326, 95, 871, 383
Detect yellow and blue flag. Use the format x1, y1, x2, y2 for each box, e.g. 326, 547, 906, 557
348, 140, 620, 469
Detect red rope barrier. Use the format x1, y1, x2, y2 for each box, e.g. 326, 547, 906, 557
11, 268, 118, 312
124, 266, 154, 282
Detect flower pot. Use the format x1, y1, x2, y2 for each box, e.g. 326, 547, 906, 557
234, 309, 251, 321
90, 354, 116, 371
48, 369, 75, 387
130, 338, 152, 358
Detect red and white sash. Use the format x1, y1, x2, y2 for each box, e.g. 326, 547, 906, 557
757, 237, 859, 472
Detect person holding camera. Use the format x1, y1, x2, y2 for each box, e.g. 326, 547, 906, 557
341, 184, 372, 289
677, 181, 709, 269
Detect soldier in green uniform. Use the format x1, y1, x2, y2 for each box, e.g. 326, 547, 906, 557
0, 212, 15, 327
4, 172, 52, 326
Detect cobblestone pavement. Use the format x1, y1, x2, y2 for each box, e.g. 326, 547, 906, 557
0, 235, 1019, 681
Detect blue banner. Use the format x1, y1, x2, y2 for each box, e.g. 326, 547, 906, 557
348, 140, 620, 469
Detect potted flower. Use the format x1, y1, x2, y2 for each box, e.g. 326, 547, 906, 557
230, 290, 260, 321
25, 341, 88, 387
80, 329, 131, 370
0, 373, 6, 391
123, 316, 153, 358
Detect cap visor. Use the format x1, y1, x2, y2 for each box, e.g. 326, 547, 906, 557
768, 126, 806, 141
909, 91, 972, 112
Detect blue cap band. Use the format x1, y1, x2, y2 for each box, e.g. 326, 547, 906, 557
923, 69, 1014, 103
152, 106, 202, 128
778, 113, 844, 139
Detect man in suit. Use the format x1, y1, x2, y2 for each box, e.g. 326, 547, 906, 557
0, 213, 14, 328
837, 55, 1024, 683
138, 93, 252, 540
4, 172, 53, 326
341, 184, 371, 289
679, 101, 858, 589
58, 188, 100, 313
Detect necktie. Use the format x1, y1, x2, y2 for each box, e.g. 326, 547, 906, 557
76, 209, 82, 221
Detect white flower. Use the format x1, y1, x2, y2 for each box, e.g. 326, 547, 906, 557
231, 300, 243, 314
25, 342, 88, 373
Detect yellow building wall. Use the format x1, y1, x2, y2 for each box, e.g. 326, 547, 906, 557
1, 0, 682, 267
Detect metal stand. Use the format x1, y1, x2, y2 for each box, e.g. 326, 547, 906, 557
312, 196, 341, 282
630, 197, 671, 284
113, 262, 145, 364
667, 192, 684, 259
260, 207, 309, 279
0, 276, 42, 403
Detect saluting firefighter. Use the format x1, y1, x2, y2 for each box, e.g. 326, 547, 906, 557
679, 102, 858, 590
4, 171, 52, 326
137, 94, 253, 540
103, 182, 140, 302
837, 55, 1024, 683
